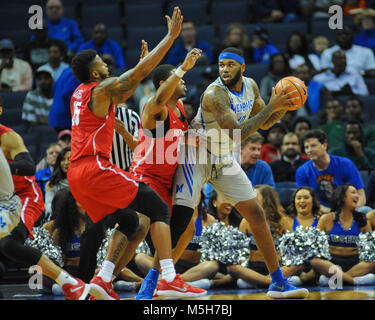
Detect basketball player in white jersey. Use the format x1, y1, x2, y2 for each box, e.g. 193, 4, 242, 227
170, 47, 309, 298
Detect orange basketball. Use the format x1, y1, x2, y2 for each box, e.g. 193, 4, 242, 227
275, 76, 308, 111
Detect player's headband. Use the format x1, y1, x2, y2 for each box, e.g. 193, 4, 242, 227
218, 52, 244, 65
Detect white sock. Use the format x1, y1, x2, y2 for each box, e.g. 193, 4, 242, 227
98, 260, 115, 283
160, 258, 176, 283
55, 271, 78, 287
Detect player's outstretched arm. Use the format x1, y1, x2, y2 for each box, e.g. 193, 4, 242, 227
96, 7, 183, 103
145, 48, 202, 117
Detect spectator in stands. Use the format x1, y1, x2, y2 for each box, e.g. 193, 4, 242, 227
77, 23, 125, 69
366, 173, 375, 210
48, 67, 80, 132
285, 32, 320, 72
329, 120, 375, 170
270, 132, 308, 182
296, 129, 366, 213
181, 98, 196, 124
43, 0, 84, 57
239, 132, 276, 188
24, 20, 68, 71
260, 53, 290, 102
320, 25, 375, 77
57, 129, 71, 149
253, 0, 302, 23
354, 8, 375, 53
293, 63, 332, 121
167, 20, 212, 67
345, 96, 375, 148
300, 0, 344, 19
35, 142, 62, 200
22, 66, 54, 132
290, 116, 311, 141
214, 23, 252, 63
313, 50, 369, 96
39, 42, 69, 82
0, 39, 32, 92
249, 26, 279, 65
317, 98, 345, 150
343, 0, 366, 17
44, 146, 71, 222
311, 36, 329, 61
35, 129, 70, 172
259, 123, 286, 164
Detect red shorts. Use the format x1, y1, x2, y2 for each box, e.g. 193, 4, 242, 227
139, 176, 172, 216
19, 190, 44, 239
68, 156, 139, 223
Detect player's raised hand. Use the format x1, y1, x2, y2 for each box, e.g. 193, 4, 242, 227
181, 48, 202, 71
165, 6, 183, 40
139, 40, 149, 61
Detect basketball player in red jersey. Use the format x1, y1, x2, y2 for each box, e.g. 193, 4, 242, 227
129, 48, 207, 299
0, 105, 90, 300
68, 7, 204, 300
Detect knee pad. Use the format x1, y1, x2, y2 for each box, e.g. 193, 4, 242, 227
116, 209, 139, 240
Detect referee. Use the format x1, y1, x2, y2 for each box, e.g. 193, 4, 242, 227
111, 103, 140, 171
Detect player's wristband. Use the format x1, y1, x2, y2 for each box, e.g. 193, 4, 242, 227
175, 66, 186, 78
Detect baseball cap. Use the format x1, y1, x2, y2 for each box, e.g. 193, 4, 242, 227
58, 129, 71, 140
35, 65, 53, 78
0, 39, 15, 51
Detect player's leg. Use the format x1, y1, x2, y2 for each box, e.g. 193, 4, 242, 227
130, 182, 206, 299
210, 161, 309, 298
89, 207, 140, 300
0, 220, 90, 300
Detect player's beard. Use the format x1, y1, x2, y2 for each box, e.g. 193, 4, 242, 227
98, 71, 109, 80
221, 69, 241, 88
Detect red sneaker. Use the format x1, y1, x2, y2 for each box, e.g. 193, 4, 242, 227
62, 278, 90, 300
156, 274, 207, 298
89, 276, 120, 300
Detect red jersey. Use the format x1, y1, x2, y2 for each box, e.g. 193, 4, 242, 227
68, 82, 139, 222
130, 101, 188, 189
70, 82, 115, 162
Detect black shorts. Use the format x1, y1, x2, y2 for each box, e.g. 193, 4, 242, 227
330, 254, 359, 272
246, 260, 269, 275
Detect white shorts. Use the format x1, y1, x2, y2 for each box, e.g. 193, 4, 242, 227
172, 148, 256, 209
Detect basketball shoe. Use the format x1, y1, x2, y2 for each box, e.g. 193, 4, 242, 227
135, 267, 159, 300
267, 278, 309, 299
157, 274, 207, 298
89, 275, 120, 300
62, 278, 90, 300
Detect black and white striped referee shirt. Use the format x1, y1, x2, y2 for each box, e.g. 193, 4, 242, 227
110, 105, 141, 171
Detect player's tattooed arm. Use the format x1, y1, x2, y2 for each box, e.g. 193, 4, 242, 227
203, 86, 274, 141
250, 78, 287, 130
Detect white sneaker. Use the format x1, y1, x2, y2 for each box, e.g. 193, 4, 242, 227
186, 279, 212, 290
319, 275, 329, 286
353, 273, 375, 286
237, 278, 255, 289
114, 280, 137, 291
288, 276, 302, 287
